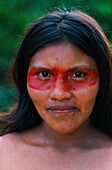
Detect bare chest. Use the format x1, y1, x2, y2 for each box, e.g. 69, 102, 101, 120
2, 146, 112, 170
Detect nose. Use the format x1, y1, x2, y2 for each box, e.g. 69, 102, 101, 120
50, 78, 73, 101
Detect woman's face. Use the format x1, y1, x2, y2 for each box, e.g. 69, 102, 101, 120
27, 42, 99, 134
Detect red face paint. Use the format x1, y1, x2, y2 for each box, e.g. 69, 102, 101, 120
27, 68, 98, 91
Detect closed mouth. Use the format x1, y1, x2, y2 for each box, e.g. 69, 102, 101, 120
47, 106, 80, 117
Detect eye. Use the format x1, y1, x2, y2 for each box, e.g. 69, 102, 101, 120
36, 71, 52, 79
71, 71, 86, 79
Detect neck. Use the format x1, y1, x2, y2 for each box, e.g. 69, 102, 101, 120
37, 119, 96, 149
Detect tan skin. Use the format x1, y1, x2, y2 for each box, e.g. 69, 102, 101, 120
0, 42, 112, 170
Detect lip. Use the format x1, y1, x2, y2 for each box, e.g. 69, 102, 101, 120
47, 105, 80, 118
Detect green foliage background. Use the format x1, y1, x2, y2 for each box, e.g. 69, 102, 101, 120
0, 0, 112, 111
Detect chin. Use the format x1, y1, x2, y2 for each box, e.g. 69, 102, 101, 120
52, 125, 80, 135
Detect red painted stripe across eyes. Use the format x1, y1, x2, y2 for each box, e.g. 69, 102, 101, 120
27, 68, 98, 91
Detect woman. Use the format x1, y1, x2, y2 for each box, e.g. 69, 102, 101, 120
0, 9, 112, 169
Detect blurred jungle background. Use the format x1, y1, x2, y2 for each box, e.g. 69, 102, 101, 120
0, 0, 112, 112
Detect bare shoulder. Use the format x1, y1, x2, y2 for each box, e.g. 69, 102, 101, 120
0, 134, 16, 165
103, 136, 112, 154
0, 133, 23, 153
94, 132, 112, 160
100, 137, 112, 169
0, 133, 29, 170
3, 131, 25, 142
0, 133, 15, 148
0, 133, 25, 161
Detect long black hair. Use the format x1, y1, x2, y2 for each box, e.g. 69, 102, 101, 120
0, 9, 112, 135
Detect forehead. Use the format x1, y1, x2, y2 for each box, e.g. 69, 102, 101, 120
29, 42, 97, 70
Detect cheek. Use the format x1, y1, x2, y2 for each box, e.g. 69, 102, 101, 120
27, 85, 49, 110
70, 77, 97, 90
70, 69, 98, 91
27, 73, 52, 90
76, 84, 99, 112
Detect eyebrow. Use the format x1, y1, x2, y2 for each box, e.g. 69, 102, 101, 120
29, 65, 96, 71
69, 65, 96, 70
29, 66, 51, 71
